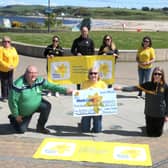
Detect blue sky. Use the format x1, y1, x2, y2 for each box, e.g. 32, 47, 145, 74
0, 0, 168, 9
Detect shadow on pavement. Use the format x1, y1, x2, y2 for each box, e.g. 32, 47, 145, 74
103, 127, 146, 137
47, 125, 95, 137
117, 94, 138, 99
28, 125, 94, 137
0, 123, 17, 134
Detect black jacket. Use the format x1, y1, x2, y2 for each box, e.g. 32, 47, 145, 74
122, 82, 168, 117
44, 44, 64, 57
71, 36, 95, 56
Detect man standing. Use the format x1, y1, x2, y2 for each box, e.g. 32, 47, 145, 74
71, 26, 95, 89
8, 65, 72, 134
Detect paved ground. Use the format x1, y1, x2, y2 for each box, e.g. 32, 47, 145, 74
1, 55, 168, 167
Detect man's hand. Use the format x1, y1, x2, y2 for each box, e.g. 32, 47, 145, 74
66, 88, 73, 95
165, 116, 168, 122
47, 55, 54, 58
16, 116, 23, 123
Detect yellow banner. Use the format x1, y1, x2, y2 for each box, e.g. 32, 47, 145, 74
48, 55, 115, 85
33, 138, 152, 166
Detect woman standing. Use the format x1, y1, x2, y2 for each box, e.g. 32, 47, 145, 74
80, 67, 107, 133
136, 36, 155, 98
98, 34, 119, 60
0, 36, 19, 102
98, 34, 119, 88
44, 35, 64, 97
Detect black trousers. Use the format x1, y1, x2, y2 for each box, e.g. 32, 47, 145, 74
0, 70, 13, 99
145, 115, 165, 137
76, 84, 81, 90
8, 99, 51, 133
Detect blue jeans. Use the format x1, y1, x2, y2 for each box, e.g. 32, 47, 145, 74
138, 67, 151, 84
138, 67, 151, 95
81, 115, 102, 133
8, 99, 51, 133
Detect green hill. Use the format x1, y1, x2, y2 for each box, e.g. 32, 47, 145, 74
0, 5, 168, 20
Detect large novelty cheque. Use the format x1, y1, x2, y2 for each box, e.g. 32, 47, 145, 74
73, 88, 118, 117
47, 55, 115, 85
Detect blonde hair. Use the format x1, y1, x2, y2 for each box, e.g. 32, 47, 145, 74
88, 67, 100, 80
2, 36, 11, 42
151, 66, 166, 84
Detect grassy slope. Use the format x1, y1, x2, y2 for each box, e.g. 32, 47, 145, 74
1, 31, 167, 49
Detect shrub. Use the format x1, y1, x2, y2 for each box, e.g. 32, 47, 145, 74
11, 21, 23, 27
25, 21, 41, 29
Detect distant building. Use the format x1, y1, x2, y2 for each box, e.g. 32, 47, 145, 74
3, 18, 11, 28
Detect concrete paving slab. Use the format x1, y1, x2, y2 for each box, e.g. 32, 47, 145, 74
1, 55, 168, 167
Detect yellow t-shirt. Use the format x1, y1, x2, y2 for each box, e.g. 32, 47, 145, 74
137, 47, 155, 69
0, 46, 19, 72
81, 80, 107, 89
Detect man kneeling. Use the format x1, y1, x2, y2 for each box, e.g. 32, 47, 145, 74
8, 65, 72, 134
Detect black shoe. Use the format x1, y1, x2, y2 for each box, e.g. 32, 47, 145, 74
91, 129, 102, 133
8, 114, 15, 126
0, 98, 8, 102
36, 128, 50, 134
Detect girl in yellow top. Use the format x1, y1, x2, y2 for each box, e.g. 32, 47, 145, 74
0, 36, 19, 102
80, 67, 107, 133
136, 36, 155, 98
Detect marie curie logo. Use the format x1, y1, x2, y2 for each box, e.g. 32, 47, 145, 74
94, 60, 112, 79
42, 142, 76, 157
51, 62, 70, 80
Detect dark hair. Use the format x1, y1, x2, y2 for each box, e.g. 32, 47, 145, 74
52, 35, 60, 41
103, 34, 112, 45
80, 26, 89, 31
141, 36, 152, 47
151, 66, 165, 84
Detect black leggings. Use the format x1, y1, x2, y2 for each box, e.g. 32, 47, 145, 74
0, 70, 13, 98
145, 115, 165, 137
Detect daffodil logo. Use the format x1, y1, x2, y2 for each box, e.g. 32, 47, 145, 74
93, 60, 112, 79
55, 64, 67, 78
42, 142, 76, 157
120, 149, 141, 159
114, 146, 147, 161
50, 143, 71, 155
99, 63, 109, 77
85, 93, 104, 114
51, 62, 70, 80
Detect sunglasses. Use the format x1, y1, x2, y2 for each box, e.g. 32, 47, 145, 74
105, 38, 111, 41
53, 40, 59, 42
143, 40, 150, 43
89, 72, 98, 75
154, 73, 162, 76
3, 40, 11, 43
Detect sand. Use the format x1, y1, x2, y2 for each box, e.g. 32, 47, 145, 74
91, 19, 168, 31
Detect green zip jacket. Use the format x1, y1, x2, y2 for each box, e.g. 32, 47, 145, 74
8, 75, 67, 117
